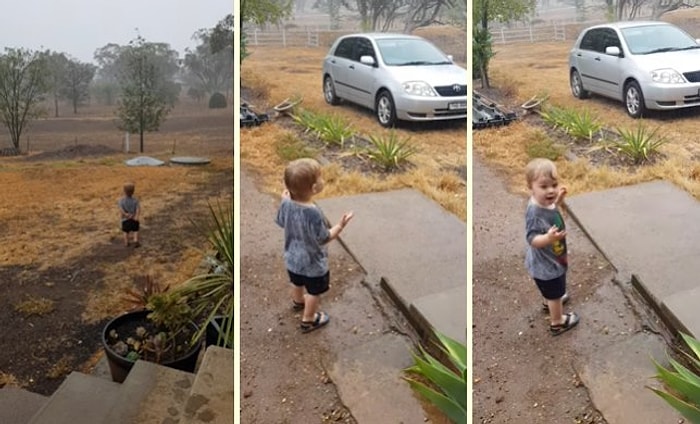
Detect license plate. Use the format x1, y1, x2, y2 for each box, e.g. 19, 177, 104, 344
448, 102, 467, 110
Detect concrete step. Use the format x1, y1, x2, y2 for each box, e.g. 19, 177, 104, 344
182, 346, 234, 423
28, 372, 121, 424
0, 387, 48, 424
101, 360, 195, 424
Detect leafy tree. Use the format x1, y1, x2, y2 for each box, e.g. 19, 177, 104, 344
241, 0, 293, 62
473, 0, 536, 88
184, 21, 234, 100
43, 51, 69, 117
93, 43, 125, 105
473, 26, 495, 88
61, 60, 96, 114
346, 0, 454, 32
0, 48, 48, 151
115, 36, 179, 153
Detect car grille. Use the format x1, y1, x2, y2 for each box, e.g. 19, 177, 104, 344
434, 85, 467, 97
683, 71, 700, 83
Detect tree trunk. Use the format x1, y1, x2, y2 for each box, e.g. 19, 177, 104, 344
140, 129, 144, 153
54, 95, 59, 118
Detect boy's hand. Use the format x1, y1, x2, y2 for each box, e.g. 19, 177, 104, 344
546, 225, 566, 242
555, 186, 568, 206
340, 211, 354, 228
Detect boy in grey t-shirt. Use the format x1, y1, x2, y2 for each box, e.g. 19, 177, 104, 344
276, 158, 353, 333
524, 158, 579, 336
118, 182, 141, 247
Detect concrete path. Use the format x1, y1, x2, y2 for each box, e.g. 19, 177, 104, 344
318, 189, 467, 344
567, 180, 700, 338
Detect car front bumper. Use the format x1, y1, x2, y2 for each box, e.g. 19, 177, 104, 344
643, 82, 700, 110
394, 94, 468, 121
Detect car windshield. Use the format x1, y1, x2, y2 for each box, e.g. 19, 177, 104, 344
375, 38, 450, 66
622, 25, 699, 55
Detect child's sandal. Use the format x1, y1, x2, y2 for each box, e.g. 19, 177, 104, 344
300, 311, 330, 333
550, 312, 580, 336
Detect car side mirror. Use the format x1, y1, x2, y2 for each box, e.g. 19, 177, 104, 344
360, 55, 376, 66
605, 46, 622, 57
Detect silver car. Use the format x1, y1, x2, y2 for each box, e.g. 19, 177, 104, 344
322, 33, 467, 127
569, 21, 700, 118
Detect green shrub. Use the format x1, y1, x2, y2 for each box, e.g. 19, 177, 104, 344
651, 332, 700, 423
208, 92, 227, 109
404, 331, 467, 424
275, 132, 316, 161
540, 105, 601, 141
615, 122, 667, 164
292, 109, 354, 147
366, 131, 417, 170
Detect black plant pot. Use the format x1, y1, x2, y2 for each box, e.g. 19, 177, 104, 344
101, 310, 203, 383
206, 315, 233, 348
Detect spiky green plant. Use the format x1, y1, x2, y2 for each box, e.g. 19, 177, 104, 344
651, 332, 700, 423
175, 200, 234, 348
615, 122, 667, 164
565, 108, 602, 141
316, 114, 355, 147
366, 131, 417, 171
404, 331, 467, 424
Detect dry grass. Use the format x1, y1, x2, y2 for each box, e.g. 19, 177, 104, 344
475, 21, 700, 199
0, 372, 22, 388
46, 355, 74, 379
14, 297, 55, 317
242, 45, 467, 220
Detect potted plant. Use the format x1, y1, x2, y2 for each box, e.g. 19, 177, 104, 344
101, 276, 203, 383
175, 200, 234, 349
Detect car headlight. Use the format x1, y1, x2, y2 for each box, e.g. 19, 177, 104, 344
650, 69, 686, 84
402, 81, 437, 96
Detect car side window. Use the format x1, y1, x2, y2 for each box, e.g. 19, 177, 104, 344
601, 28, 621, 51
354, 38, 376, 63
334, 38, 355, 60
579, 29, 600, 52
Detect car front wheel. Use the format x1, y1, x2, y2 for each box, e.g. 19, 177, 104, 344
323, 76, 340, 105
570, 69, 589, 99
624, 81, 645, 119
376, 91, 397, 127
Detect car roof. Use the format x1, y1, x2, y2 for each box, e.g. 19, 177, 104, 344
585, 21, 671, 31
339, 33, 423, 41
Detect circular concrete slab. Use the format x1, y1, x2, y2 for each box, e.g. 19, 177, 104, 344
124, 156, 165, 167
169, 156, 211, 166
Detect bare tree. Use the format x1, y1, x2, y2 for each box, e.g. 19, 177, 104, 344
351, 0, 454, 32
61, 59, 96, 114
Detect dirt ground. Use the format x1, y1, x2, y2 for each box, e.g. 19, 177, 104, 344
0, 99, 233, 395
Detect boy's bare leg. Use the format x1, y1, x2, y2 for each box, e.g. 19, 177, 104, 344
123, 232, 129, 246
291, 285, 305, 305
547, 298, 564, 325
302, 294, 320, 322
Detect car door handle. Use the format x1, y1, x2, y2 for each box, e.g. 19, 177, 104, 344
595, 57, 601, 61
349, 65, 355, 69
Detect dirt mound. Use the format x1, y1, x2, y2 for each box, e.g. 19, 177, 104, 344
24, 144, 122, 162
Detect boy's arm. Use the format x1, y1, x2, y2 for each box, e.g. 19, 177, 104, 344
530, 226, 565, 248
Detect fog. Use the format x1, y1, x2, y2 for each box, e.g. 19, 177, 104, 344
0, 0, 233, 63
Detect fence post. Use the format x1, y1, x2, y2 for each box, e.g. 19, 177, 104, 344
501, 27, 505, 44
254, 28, 258, 45
282, 27, 286, 47
530, 24, 534, 42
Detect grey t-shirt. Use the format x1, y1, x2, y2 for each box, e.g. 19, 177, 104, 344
524, 199, 568, 280
118, 197, 139, 222
275, 198, 330, 277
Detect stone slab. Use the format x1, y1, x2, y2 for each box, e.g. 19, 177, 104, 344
410, 285, 467, 344
576, 331, 682, 424
101, 360, 194, 424
662, 285, 700, 338
317, 189, 466, 338
182, 346, 234, 424
29, 372, 120, 424
329, 332, 428, 424
0, 387, 47, 424
567, 180, 700, 337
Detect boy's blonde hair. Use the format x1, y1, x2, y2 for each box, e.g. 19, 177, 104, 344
123, 182, 136, 197
525, 158, 559, 188
284, 158, 321, 200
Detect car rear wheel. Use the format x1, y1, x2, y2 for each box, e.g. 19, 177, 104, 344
324, 76, 340, 105
624, 81, 645, 119
376, 91, 397, 127
570, 69, 589, 99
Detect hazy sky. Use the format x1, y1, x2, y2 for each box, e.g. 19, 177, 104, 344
0, 0, 233, 63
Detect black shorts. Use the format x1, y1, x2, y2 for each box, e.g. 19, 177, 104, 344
534, 273, 566, 300
122, 219, 140, 233
287, 270, 330, 296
